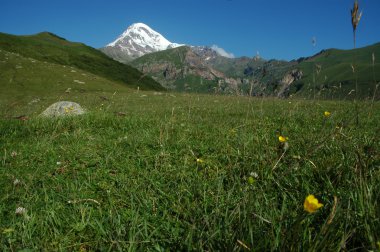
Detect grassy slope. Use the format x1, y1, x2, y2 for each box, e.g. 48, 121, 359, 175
293, 43, 380, 99
0, 49, 135, 117
207, 56, 263, 78
0, 91, 379, 251
132, 46, 189, 68
0, 32, 163, 91
172, 74, 217, 93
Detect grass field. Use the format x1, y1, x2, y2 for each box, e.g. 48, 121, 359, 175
0, 30, 379, 251
1, 87, 379, 250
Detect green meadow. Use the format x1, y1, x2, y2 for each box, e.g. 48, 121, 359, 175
0, 30, 379, 251
1, 85, 379, 250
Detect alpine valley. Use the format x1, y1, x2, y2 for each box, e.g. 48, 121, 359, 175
0, 22, 379, 99
102, 23, 380, 99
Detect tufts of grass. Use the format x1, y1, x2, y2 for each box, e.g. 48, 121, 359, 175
1, 91, 379, 251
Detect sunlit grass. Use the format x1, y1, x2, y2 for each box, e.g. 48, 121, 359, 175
1, 91, 379, 251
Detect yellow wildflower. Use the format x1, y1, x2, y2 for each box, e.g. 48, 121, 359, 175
196, 158, 204, 164
64, 106, 75, 114
2, 228, 14, 234
247, 176, 255, 184
229, 128, 237, 136
324, 111, 331, 117
304, 195, 323, 213
278, 135, 288, 143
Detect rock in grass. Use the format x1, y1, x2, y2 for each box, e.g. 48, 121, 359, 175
40, 101, 85, 117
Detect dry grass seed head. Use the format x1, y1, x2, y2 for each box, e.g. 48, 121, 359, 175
351, 0, 362, 32
372, 52, 375, 66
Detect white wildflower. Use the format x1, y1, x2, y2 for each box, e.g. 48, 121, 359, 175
15, 207, 27, 215
13, 179, 21, 186
250, 172, 259, 179
284, 142, 290, 151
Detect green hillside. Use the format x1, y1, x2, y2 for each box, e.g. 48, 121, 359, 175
132, 46, 189, 68
0, 32, 163, 91
291, 43, 380, 99
0, 48, 137, 117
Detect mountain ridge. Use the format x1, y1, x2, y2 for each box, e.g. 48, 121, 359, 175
130, 42, 380, 99
1, 29, 379, 99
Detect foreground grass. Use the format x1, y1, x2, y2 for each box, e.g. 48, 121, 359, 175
0, 93, 379, 251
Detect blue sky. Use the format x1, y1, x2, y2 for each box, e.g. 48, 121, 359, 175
1, 0, 380, 60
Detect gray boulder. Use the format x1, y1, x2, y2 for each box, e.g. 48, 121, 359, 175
40, 101, 85, 117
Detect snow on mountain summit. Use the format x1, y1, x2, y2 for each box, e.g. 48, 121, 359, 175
102, 22, 235, 63
105, 23, 184, 59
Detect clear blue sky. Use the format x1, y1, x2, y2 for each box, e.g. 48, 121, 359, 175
1, 0, 379, 60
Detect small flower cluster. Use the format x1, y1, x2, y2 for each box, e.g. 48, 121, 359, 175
64, 105, 75, 114
15, 207, 27, 215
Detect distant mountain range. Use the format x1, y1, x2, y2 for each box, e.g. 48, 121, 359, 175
0, 24, 379, 99
101, 23, 380, 99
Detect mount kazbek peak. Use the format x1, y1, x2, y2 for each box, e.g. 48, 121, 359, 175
104, 23, 183, 59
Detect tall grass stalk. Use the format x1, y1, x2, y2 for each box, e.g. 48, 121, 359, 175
370, 52, 379, 117
351, 0, 362, 125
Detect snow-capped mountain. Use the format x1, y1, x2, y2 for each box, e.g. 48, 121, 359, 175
101, 22, 236, 64
101, 23, 183, 62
